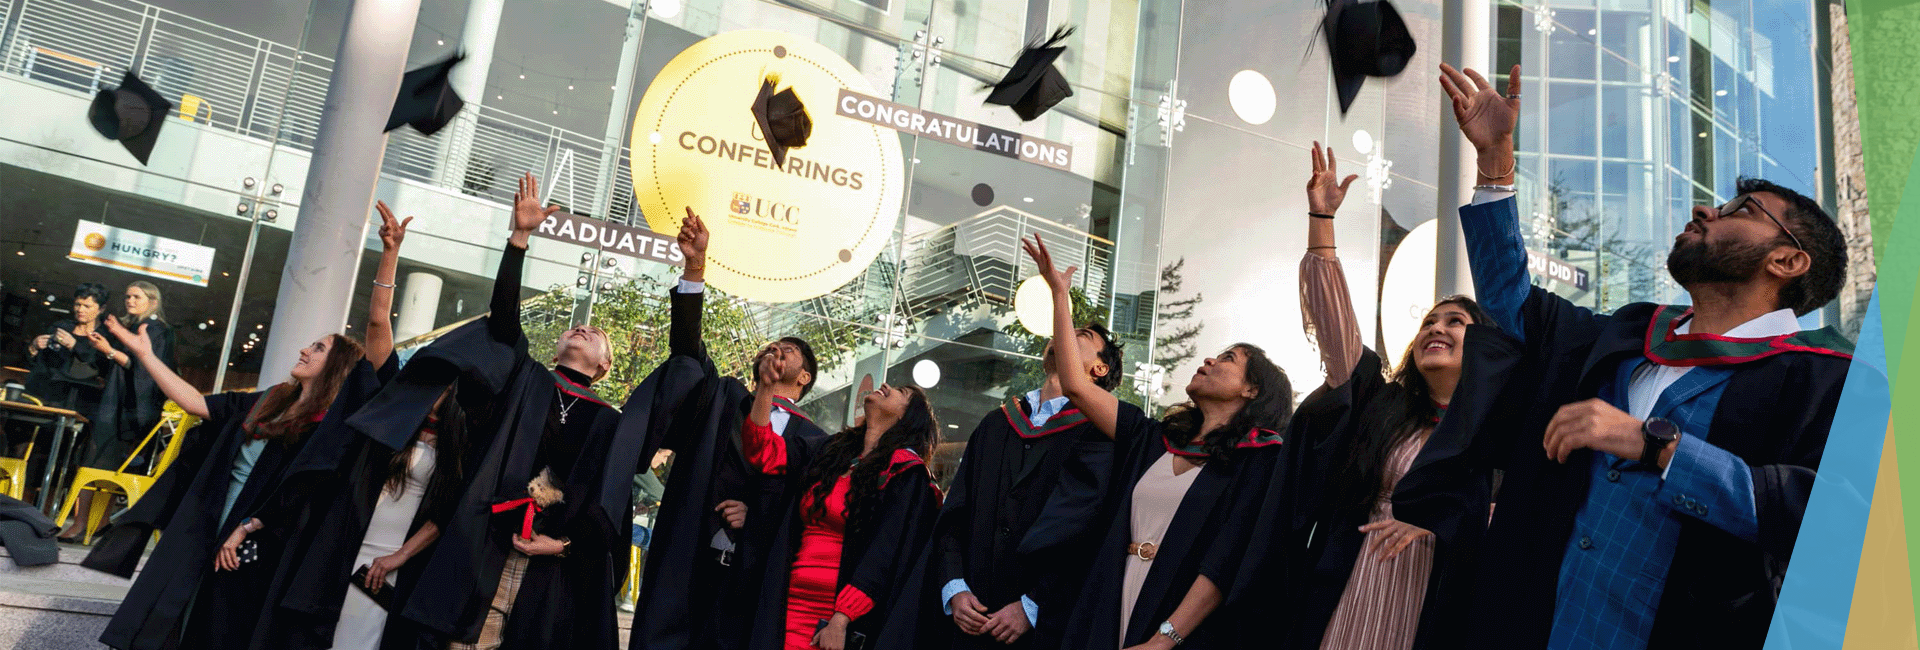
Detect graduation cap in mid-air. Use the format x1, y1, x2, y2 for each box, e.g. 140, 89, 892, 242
751, 76, 812, 167
984, 26, 1075, 121
386, 53, 466, 136
1323, 0, 1417, 115
89, 71, 172, 166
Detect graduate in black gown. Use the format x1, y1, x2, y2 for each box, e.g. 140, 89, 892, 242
84, 307, 391, 650
1020, 235, 1292, 650
67, 281, 177, 536
1391, 63, 1868, 650
349, 174, 703, 650
879, 322, 1130, 650
249, 202, 471, 650
629, 209, 832, 650
739, 378, 943, 650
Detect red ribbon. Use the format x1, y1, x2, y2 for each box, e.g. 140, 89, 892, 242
492, 497, 542, 540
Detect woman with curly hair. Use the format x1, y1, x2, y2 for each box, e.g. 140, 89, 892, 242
739, 354, 944, 650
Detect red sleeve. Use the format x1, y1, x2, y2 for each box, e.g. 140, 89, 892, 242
833, 585, 875, 620
740, 418, 788, 475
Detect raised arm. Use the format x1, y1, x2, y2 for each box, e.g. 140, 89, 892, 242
1301, 142, 1366, 388
739, 354, 791, 474
364, 201, 411, 368
490, 173, 563, 344
1441, 63, 1529, 338
1022, 234, 1119, 438
102, 317, 206, 417
669, 207, 710, 360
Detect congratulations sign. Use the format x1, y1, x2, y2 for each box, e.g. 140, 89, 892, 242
629, 30, 904, 303
67, 220, 216, 286
835, 90, 1074, 171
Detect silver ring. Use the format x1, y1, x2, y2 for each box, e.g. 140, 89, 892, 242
1507, 94, 1521, 100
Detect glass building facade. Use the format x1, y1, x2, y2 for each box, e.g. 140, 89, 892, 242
1492, 0, 1849, 327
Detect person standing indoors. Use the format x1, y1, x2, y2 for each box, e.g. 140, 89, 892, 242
630, 209, 831, 650
1276, 143, 1500, 650
83, 295, 392, 650
1393, 63, 1863, 650
23, 282, 112, 512
737, 370, 943, 650
881, 321, 1129, 650
1021, 235, 1292, 649
66, 280, 176, 538
352, 173, 697, 650
251, 202, 468, 650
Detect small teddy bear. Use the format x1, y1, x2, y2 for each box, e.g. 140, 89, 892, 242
527, 468, 565, 508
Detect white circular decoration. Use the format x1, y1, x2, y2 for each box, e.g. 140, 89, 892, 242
631, 30, 904, 303
1351, 129, 1374, 156
1227, 70, 1276, 126
1013, 276, 1055, 336
1378, 219, 1440, 363
912, 359, 942, 388
651, 0, 681, 18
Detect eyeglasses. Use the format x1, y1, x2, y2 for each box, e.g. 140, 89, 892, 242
1715, 195, 1805, 254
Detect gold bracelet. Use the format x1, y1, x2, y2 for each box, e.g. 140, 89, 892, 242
1476, 158, 1516, 180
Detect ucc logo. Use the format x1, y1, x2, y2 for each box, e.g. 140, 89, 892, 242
731, 192, 801, 225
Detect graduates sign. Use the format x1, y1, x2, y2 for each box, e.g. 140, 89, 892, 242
629, 30, 904, 303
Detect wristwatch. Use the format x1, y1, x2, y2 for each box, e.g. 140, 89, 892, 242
1641, 417, 1679, 469
1157, 621, 1185, 646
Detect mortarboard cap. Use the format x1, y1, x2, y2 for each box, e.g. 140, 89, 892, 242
985, 26, 1075, 121
1323, 0, 1417, 115
386, 54, 466, 136
752, 77, 813, 167
89, 71, 172, 166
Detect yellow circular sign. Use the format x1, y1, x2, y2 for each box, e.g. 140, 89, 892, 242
83, 232, 106, 251
630, 30, 904, 303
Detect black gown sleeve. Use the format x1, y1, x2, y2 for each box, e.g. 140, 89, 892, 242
669, 285, 708, 363
930, 414, 992, 590
844, 464, 941, 622
489, 244, 528, 344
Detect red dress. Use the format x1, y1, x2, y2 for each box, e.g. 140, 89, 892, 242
739, 420, 876, 650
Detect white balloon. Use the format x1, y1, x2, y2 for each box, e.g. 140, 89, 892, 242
912, 359, 942, 388
1227, 70, 1277, 126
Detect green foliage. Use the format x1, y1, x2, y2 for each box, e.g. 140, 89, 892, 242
519, 275, 847, 400
1153, 257, 1203, 373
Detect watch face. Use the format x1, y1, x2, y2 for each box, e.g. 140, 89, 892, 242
1646, 418, 1680, 440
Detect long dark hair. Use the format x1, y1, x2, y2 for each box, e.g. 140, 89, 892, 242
377, 383, 468, 517
1161, 344, 1292, 462
797, 387, 937, 540
245, 334, 363, 443
1328, 296, 1495, 520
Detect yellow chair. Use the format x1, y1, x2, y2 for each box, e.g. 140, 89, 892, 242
0, 394, 45, 500
54, 401, 200, 544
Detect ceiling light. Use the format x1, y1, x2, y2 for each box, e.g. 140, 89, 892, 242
1227, 70, 1277, 126
1667, 55, 1680, 63
436, 39, 444, 46
1714, 89, 1727, 96
1022, 197, 1034, 203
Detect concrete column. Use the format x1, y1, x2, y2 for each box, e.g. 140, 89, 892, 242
395, 270, 444, 340
1434, 0, 1491, 299
436, 0, 507, 188
592, 4, 646, 220
258, 0, 421, 386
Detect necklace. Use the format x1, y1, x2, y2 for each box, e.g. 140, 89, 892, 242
554, 387, 582, 424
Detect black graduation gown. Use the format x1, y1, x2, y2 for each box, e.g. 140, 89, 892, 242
745, 441, 944, 650
875, 393, 1112, 650
350, 244, 706, 650
84, 357, 386, 650
1392, 287, 1868, 650
88, 317, 176, 469
629, 287, 829, 650
249, 390, 465, 650
24, 318, 109, 412
1052, 406, 1284, 649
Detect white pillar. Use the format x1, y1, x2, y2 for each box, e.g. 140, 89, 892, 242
436, 0, 507, 188
592, 4, 646, 219
395, 271, 444, 341
258, 0, 421, 387
1435, 0, 1492, 299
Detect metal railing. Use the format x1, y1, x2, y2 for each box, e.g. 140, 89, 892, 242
0, 0, 640, 222
897, 207, 1115, 322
